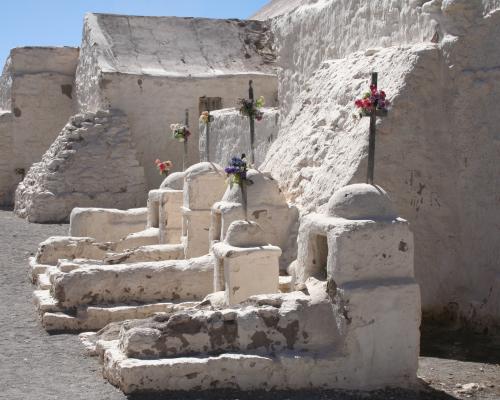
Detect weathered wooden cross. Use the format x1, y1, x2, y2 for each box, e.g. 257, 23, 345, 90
205, 111, 211, 162
248, 80, 256, 165
365, 72, 387, 185
183, 109, 189, 171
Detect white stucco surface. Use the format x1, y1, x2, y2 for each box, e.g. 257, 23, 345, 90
70, 207, 148, 242
199, 107, 279, 167
261, 0, 500, 328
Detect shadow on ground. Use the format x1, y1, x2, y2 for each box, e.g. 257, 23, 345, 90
126, 385, 457, 400
421, 323, 500, 364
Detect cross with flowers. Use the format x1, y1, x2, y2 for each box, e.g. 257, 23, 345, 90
237, 80, 265, 165
183, 109, 189, 170
354, 72, 389, 185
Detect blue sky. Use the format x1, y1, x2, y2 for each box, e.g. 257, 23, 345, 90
0, 0, 269, 68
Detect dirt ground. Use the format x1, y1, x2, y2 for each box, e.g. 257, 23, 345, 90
0, 209, 498, 400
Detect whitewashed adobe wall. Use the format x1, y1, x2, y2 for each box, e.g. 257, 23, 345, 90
268, 0, 436, 119
199, 107, 279, 167
0, 47, 79, 205
0, 112, 13, 205
75, 14, 278, 190
262, 1, 500, 331
15, 110, 145, 223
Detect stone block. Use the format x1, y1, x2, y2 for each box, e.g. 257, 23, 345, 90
212, 222, 281, 306
70, 207, 148, 242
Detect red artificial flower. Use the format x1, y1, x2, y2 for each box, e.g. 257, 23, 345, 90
355, 99, 363, 108
370, 84, 377, 94
159, 163, 166, 172
363, 99, 372, 108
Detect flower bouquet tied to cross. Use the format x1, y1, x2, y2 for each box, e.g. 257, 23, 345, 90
224, 155, 253, 187
237, 96, 265, 121
199, 111, 214, 125
171, 123, 191, 142
155, 159, 173, 176
354, 84, 390, 118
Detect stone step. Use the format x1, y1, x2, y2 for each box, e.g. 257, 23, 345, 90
101, 341, 342, 394
37, 273, 52, 290
38, 298, 198, 332
33, 290, 61, 313
29, 257, 49, 282
279, 275, 293, 293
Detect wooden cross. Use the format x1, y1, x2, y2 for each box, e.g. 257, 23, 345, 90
205, 111, 211, 162
183, 109, 189, 171
365, 72, 387, 185
248, 80, 256, 165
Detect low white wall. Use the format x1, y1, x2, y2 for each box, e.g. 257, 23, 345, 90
70, 207, 148, 242
199, 107, 279, 168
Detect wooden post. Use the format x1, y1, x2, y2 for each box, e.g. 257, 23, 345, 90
205, 111, 211, 162
367, 72, 378, 185
183, 109, 189, 171
241, 179, 248, 221
248, 80, 255, 165
240, 153, 249, 221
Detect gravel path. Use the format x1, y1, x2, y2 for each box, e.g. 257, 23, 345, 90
0, 209, 498, 400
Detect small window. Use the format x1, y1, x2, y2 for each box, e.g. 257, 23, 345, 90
199, 96, 222, 114
310, 234, 328, 280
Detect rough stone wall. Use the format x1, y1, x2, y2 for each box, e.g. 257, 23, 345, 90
75, 13, 279, 190
0, 47, 79, 206
15, 110, 146, 223
199, 107, 279, 167
261, 1, 500, 330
